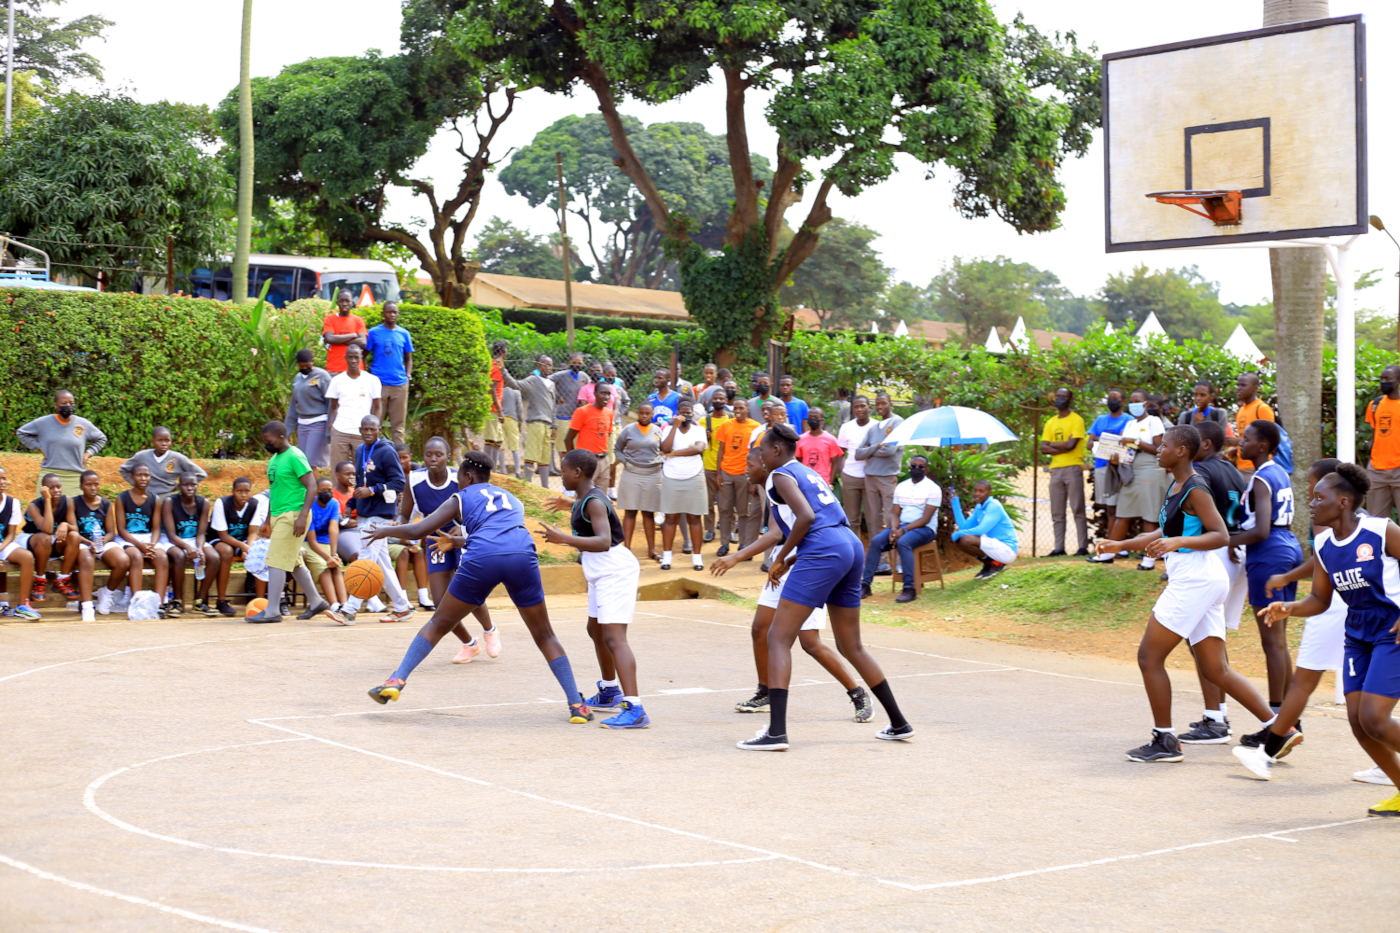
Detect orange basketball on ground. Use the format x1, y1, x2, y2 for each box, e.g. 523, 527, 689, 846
245, 598, 268, 617
344, 559, 385, 600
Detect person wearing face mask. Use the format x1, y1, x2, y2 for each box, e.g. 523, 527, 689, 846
16, 389, 108, 497
1364, 365, 1400, 520
747, 371, 773, 416
1040, 387, 1088, 557
1086, 389, 1132, 561
284, 349, 333, 467
245, 421, 323, 624
550, 351, 589, 460
1108, 390, 1168, 571
860, 455, 941, 601
795, 408, 843, 485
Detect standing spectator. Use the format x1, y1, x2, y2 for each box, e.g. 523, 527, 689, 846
579, 363, 627, 481
322, 289, 368, 374
715, 399, 758, 557
601, 362, 629, 480
692, 363, 720, 405
285, 349, 332, 468
245, 421, 321, 624
1229, 371, 1275, 475
949, 480, 1019, 579
1364, 365, 1400, 519
550, 351, 588, 460
830, 388, 853, 431
1039, 387, 1088, 557
648, 369, 683, 425
699, 367, 732, 409
119, 426, 207, 500
484, 341, 508, 464
502, 385, 524, 478
658, 397, 708, 571
777, 375, 810, 432
16, 389, 107, 496
747, 371, 773, 415
614, 401, 664, 561
1085, 388, 1132, 562
854, 392, 904, 571
364, 302, 415, 445
1105, 389, 1166, 571
1177, 380, 1229, 428
837, 395, 873, 537
565, 382, 614, 491
701, 394, 733, 543
860, 454, 941, 601
341, 415, 414, 624
503, 354, 558, 488
325, 346, 382, 467
795, 407, 844, 484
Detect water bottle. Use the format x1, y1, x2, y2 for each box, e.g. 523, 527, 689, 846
91, 528, 103, 551
194, 556, 206, 581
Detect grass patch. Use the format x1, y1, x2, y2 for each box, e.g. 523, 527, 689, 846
713, 590, 757, 611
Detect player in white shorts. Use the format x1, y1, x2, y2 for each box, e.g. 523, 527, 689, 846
710, 447, 873, 721
1097, 424, 1275, 763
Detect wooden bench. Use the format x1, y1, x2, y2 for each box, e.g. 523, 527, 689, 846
890, 540, 946, 597
0, 557, 305, 609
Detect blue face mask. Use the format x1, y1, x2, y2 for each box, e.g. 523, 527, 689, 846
1128, 402, 1146, 417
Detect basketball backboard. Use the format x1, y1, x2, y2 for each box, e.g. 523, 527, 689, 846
1103, 15, 1366, 252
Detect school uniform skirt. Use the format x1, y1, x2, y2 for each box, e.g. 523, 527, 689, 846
660, 472, 708, 516
616, 467, 662, 513
1116, 456, 1168, 521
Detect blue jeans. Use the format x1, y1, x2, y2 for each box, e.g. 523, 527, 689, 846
862, 522, 937, 588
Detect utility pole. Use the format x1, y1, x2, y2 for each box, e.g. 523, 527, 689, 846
166, 234, 175, 295
232, 0, 254, 305
5, 0, 15, 138
556, 151, 574, 351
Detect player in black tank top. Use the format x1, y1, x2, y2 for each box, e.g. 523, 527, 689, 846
115, 464, 171, 614
541, 449, 649, 729
212, 478, 256, 616
163, 472, 218, 616
22, 474, 76, 600
71, 469, 133, 615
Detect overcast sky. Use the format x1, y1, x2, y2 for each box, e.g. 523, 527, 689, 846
61, 1, 1400, 320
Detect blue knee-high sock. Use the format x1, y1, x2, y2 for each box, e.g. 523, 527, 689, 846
392, 635, 435, 682
548, 655, 582, 706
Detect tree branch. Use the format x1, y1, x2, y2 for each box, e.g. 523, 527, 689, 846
722, 67, 760, 248
578, 61, 677, 241
772, 176, 835, 286
763, 147, 804, 261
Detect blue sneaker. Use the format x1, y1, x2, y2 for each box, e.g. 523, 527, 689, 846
584, 681, 624, 710
601, 701, 650, 729
13, 604, 41, 621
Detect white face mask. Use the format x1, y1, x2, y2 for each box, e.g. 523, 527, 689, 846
1128, 402, 1146, 417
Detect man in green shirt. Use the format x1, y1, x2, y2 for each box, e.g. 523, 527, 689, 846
1039, 387, 1088, 556
248, 421, 324, 623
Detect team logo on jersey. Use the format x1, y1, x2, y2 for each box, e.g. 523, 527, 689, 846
165, 461, 177, 473
73, 426, 83, 437
1357, 543, 1375, 562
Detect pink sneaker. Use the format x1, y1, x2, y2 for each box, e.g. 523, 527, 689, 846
482, 628, 502, 658
452, 640, 481, 664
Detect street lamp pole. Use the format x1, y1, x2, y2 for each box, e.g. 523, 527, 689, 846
1371, 216, 1400, 353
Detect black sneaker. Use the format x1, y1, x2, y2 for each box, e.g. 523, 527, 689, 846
736, 729, 789, 750
1179, 717, 1231, 744
716, 545, 730, 557
217, 599, 235, 617
876, 723, 915, 741
980, 561, 1006, 579
1046, 549, 1067, 557
1074, 546, 1090, 556
1126, 731, 1184, 762
850, 686, 874, 722
279, 597, 292, 617
1242, 725, 1303, 756
895, 588, 916, 603
735, 692, 770, 713
973, 563, 994, 580
860, 583, 873, 599
194, 598, 217, 617
682, 543, 693, 554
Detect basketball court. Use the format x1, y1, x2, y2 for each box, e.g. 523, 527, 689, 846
1, 596, 1393, 932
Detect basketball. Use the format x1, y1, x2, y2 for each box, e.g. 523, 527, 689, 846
245, 598, 267, 617
344, 559, 385, 600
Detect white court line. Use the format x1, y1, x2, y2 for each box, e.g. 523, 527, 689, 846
876, 818, 1370, 891
0, 853, 285, 933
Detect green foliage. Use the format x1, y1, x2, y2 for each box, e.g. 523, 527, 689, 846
5, 71, 47, 128
673, 231, 779, 360
1099, 265, 1230, 340
471, 217, 592, 282
360, 304, 492, 437
779, 219, 890, 331
881, 280, 939, 325
483, 304, 697, 337
0, 289, 268, 458
0, 91, 234, 290
7, 0, 112, 86
928, 256, 1067, 337
477, 309, 710, 384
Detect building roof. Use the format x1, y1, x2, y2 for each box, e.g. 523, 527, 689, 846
469, 273, 689, 320
789, 309, 1079, 349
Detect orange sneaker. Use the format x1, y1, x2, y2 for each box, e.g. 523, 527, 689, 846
452, 640, 481, 664
482, 627, 502, 658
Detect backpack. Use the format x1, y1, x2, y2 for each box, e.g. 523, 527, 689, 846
1274, 424, 1294, 475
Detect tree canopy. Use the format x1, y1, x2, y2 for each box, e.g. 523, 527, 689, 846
500, 113, 771, 289
0, 92, 232, 289
3, 0, 111, 86
433, 0, 1099, 358
1098, 265, 1231, 341
779, 218, 889, 331
927, 256, 1067, 339
471, 216, 591, 282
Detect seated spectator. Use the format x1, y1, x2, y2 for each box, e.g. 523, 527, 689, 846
0, 466, 42, 620
861, 454, 941, 602
21, 473, 75, 604
949, 480, 1019, 579
120, 425, 208, 499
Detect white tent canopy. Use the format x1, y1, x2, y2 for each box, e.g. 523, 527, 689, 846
984, 326, 1005, 354
1135, 311, 1169, 346
1005, 316, 1030, 352
1104, 321, 1115, 336
894, 319, 909, 338
1222, 323, 1266, 364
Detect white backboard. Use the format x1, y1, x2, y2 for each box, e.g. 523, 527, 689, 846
1103, 15, 1367, 252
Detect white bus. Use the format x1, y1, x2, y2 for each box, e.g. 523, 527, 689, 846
186, 254, 402, 307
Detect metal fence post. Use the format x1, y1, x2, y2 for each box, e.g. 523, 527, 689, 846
1030, 410, 1039, 558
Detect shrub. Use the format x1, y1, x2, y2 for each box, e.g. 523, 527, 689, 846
360, 303, 491, 439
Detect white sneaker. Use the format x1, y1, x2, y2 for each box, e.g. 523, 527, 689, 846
95, 587, 114, 615
1138, 555, 1156, 570
81, 602, 96, 623
113, 587, 132, 613
1354, 765, 1396, 786
367, 596, 386, 613
1233, 745, 1274, 780
1087, 553, 1115, 563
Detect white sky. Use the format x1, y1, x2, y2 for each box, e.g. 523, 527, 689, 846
62, 1, 1400, 318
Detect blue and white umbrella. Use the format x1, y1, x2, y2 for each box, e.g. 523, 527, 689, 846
883, 406, 1018, 448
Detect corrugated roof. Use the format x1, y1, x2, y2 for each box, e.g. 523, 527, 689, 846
471, 273, 689, 320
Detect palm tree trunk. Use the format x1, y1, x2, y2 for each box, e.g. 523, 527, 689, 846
1264, 0, 1328, 538
232, 0, 254, 305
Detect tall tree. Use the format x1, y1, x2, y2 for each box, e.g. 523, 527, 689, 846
928, 256, 1065, 338
779, 218, 889, 331
881, 280, 939, 324
1098, 265, 1229, 340
232, 0, 253, 305
437, 0, 1099, 360
500, 113, 771, 289
2, 0, 110, 86
471, 216, 591, 281
0, 92, 233, 288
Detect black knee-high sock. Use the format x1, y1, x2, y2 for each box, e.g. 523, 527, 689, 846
768, 688, 789, 737
870, 680, 908, 728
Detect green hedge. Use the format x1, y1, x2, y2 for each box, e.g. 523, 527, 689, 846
360, 303, 491, 440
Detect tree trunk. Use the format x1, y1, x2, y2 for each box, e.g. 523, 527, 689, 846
1264, 0, 1328, 539
232, 0, 254, 305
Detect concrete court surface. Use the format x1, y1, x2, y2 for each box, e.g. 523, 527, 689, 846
1, 597, 1395, 933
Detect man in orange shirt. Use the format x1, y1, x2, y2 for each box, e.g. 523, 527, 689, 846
1365, 365, 1400, 519
713, 398, 759, 556
566, 382, 613, 490
1229, 371, 1275, 475
322, 289, 368, 374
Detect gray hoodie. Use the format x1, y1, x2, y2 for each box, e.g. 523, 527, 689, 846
16, 414, 108, 472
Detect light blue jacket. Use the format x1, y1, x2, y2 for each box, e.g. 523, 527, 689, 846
950, 495, 1018, 553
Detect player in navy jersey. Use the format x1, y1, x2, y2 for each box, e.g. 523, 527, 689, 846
161, 472, 219, 616
1255, 464, 1400, 814
1233, 420, 1305, 718
736, 423, 910, 750
400, 437, 500, 664
364, 451, 593, 723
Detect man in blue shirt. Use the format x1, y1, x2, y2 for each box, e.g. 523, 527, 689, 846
364, 302, 415, 445
949, 480, 1019, 579
777, 375, 809, 432
648, 369, 682, 426
1085, 388, 1132, 562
